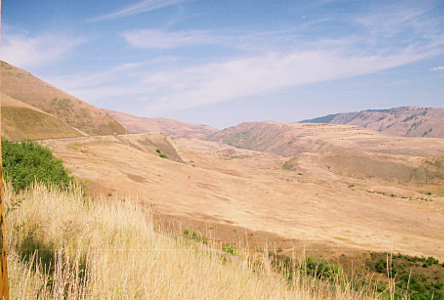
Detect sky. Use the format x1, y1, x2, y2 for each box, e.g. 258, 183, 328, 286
2, 0, 444, 129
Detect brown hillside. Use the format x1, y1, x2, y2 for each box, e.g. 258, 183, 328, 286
207, 121, 444, 184
1, 61, 127, 136
44, 131, 444, 262
1, 93, 82, 140
303, 106, 444, 138
207, 121, 444, 156
105, 109, 219, 138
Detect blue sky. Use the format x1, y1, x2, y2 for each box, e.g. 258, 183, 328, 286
2, 0, 444, 129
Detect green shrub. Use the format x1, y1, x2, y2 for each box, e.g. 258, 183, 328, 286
2, 138, 73, 192
182, 229, 208, 244
222, 245, 240, 256
374, 258, 397, 277
306, 257, 343, 279
159, 153, 168, 158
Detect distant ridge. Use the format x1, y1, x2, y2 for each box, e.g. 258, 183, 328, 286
300, 113, 339, 124
300, 106, 444, 138
1, 61, 127, 139
105, 109, 219, 138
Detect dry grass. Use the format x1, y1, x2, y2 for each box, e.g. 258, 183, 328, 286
4, 183, 381, 299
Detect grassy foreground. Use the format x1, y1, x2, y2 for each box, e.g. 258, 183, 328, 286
4, 183, 382, 299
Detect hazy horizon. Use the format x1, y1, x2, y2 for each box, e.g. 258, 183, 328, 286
2, 0, 444, 128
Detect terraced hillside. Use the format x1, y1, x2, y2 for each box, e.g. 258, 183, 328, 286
301, 106, 444, 138
207, 121, 444, 185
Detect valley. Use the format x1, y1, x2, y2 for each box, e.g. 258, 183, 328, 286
2, 60, 444, 298
42, 127, 444, 263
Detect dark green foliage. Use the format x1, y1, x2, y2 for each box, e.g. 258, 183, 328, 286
371, 253, 444, 300
374, 258, 397, 277
269, 253, 342, 283
425, 256, 439, 266
156, 149, 161, 154
2, 138, 74, 192
305, 256, 342, 279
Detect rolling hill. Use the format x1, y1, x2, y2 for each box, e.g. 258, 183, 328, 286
300, 106, 444, 138
105, 109, 219, 138
2, 59, 444, 289
1, 61, 127, 138
45, 125, 444, 264
1, 92, 82, 140
207, 121, 444, 185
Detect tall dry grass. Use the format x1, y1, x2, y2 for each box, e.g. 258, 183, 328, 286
4, 183, 381, 299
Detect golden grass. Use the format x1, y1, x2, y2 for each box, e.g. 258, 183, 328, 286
4, 183, 381, 299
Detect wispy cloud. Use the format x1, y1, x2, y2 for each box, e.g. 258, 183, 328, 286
58, 47, 427, 113
138, 49, 426, 114
123, 29, 213, 49
1, 29, 83, 70
89, 0, 187, 22
29, 0, 443, 119
122, 28, 294, 52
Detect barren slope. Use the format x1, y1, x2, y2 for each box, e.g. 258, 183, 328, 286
105, 109, 219, 138
1, 93, 82, 140
208, 121, 444, 185
44, 130, 444, 262
301, 106, 444, 138
1, 61, 127, 136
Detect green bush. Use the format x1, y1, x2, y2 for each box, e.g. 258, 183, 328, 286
182, 229, 208, 244
222, 245, 240, 256
2, 138, 73, 192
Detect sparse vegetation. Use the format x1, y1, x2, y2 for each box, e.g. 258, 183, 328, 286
222, 245, 241, 256
4, 183, 381, 299
183, 229, 208, 244
156, 148, 168, 158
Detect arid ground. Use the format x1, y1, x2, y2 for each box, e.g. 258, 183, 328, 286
42, 124, 444, 266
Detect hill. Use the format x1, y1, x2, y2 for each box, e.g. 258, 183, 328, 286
300, 106, 444, 138
44, 129, 444, 263
1, 61, 127, 137
1, 92, 83, 140
105, 109, 219, 138
207, 121, 444, 184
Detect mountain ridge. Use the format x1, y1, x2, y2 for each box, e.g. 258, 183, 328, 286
300, 106, 444, 138
104, 109, 219, 138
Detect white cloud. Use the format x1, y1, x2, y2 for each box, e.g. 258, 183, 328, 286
1, 31, 83, 70
123, 29, 213, 49
430, 66, 444, 71
138, 49, 426, 114
56, 48, 427, 113
89, 0, 187, 22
